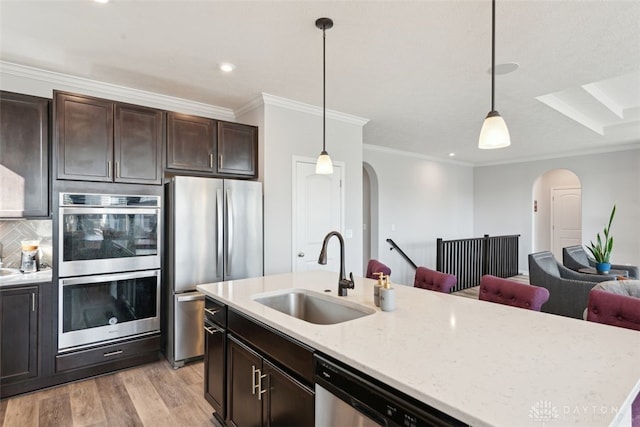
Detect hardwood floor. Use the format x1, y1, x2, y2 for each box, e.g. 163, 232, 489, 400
0, 359, 220, 427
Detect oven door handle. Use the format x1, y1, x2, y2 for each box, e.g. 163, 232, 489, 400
60, 269, 159, 286
176, 292, 205, 302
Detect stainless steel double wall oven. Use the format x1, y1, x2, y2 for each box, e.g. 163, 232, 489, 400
57, 193, 161, 351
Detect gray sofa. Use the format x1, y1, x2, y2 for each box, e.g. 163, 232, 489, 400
528, 251, 614, 319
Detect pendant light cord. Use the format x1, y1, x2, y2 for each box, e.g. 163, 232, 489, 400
491, 0, 496, 112
322, 25, 327, 152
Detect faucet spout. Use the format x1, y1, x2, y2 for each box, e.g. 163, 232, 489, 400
318, 231, 354, 296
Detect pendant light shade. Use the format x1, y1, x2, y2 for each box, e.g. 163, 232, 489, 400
479, 110, 510, 149
479, 0, 511, 149
316, 151, 333, 174
315, 17, 334, 174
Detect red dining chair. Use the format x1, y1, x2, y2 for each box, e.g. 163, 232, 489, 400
413, 266, 456, 294
479, 275, 549, 311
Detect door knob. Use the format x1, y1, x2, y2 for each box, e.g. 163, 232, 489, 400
298, 252, 305, 258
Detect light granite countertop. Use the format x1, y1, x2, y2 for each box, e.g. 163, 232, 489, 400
0, 268, 52, 287
197, 270, 640, 427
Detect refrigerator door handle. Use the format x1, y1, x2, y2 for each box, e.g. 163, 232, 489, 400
217, 187, 224, 277
226, 188, 233, 276
176, 292, 205, 302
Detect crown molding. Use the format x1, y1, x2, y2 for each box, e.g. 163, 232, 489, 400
0, 61, 235, 121
236, 92, 369, 127
363, 144, 474, 167
473, 141, 640, 167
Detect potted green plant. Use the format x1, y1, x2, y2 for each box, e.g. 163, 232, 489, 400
585, 204, 616, 274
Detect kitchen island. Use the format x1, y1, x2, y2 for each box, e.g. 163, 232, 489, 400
197, 270, 640, 426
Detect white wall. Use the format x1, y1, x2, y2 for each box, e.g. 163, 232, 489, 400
241, 97, 365, 277
475, 149, 640, 272
363, 147, 475, 286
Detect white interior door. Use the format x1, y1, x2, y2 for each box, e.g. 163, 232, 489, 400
551, 187, 582, 260
293, 160, 343, 272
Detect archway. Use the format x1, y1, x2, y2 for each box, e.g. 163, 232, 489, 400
532, 169, 582, 260
362, 162, 379, 273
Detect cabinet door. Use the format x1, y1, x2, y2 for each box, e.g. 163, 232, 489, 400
0, 286, 38, 383
227, 336, 262, 427
204, 321, 226, 420
114, 103, 164, 184
0, 92, 49, 218
166, 112, 215, 173
217, 121, 258, 178
56, 92, 114, 182
263, 360, 314, 427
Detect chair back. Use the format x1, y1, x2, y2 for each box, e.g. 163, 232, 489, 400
562, 245, 590, 271
413, 266, 456, 294
365, 259, 391, 279
529, 251, 560, 277
479, 275, 550, 311
586, 289, 640, 331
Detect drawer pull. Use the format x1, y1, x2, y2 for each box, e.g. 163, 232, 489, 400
103, 350, 123, 357
204, 307, 220, 316
203, 325, 218, 335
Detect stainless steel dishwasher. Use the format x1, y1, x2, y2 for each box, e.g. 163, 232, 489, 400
314, 354, 467, 427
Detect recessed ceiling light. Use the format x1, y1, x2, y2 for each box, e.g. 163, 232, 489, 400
219, 63, 235, 73
95, 0, 109, 3
488, 62, 519, 75
448, 152, 456, 157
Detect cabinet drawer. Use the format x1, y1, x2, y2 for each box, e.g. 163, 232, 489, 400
56, 335, 160, 372
205, 298, 227, 328
228, 309, 314, 385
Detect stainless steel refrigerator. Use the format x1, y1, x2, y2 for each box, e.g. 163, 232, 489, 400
165, 176, 263, 367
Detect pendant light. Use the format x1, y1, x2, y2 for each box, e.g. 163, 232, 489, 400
478, 0, 510, 149
315, 17, 334, 174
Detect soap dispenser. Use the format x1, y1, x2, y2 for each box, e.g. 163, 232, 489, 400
380, 275, 396, 312
373, 272, 385, 307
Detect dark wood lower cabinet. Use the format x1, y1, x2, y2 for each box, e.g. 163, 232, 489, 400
204, 320, 226, 422
226, 335, 314, 427
227, 336, 263, 427
0, 285, 39, 384
263, 359, 315, 427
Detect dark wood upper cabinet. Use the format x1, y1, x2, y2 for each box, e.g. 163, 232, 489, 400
217, 121, 258, 178
115, 103, 164, 184
55, 91, 163, 184
0, 91, 50, 218
56, 92, 114, 182
166, 112, 216, 173
166, 113, 258, 178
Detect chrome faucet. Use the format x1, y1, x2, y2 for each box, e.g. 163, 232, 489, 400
318, 231, 354, 296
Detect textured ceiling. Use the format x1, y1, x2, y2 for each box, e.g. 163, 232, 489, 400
1, 0, 639, 165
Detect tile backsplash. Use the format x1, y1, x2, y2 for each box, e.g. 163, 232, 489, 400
0, 220, 52, 269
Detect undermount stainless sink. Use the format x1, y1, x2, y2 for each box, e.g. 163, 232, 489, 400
253, 289, 375, 325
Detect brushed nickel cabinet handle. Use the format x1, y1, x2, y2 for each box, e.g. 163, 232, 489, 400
258, 372, 267, 400
31, 292, 36, 312
204, 307, 219, 316
115, 161, 120, 178
251, 365, 259, 395
103, 350, 123, 357
219, 154, 223, 168
107, 161, 112, 178
209, 153, 214, 169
